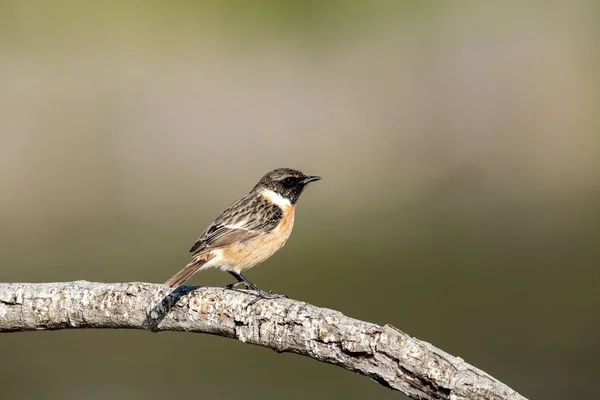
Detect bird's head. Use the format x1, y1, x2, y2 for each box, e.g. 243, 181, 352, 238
253, 167, 321, 205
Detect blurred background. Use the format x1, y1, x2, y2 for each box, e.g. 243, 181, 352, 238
1, 1, 598, 399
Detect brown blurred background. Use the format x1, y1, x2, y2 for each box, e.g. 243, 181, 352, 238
1, 1, 598, 399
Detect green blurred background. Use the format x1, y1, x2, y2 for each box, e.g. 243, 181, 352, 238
1, 1, 598, 399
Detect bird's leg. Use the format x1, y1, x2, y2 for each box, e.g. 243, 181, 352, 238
225, 271, 264, 292
236, 273, 288, 306
223, 271, 251, 291
235, 272, 262, 292
225, 272, 251, 290
225, 272, 287, 306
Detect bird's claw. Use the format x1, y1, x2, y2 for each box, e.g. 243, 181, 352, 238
246, 290, 288, 307
224, 281, 246, 291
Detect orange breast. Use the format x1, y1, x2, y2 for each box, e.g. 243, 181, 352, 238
221, 205, 296, 273
277, 205, 296, 241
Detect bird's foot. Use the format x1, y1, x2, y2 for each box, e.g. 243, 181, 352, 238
246, 290, 288, 307
224, 281, 248, 291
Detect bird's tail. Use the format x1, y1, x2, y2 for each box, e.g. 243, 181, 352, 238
164, 257, 208, 288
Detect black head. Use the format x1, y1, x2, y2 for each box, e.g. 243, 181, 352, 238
252, 167, 321, 204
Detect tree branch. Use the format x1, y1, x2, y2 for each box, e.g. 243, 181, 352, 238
0, 281, 525, 400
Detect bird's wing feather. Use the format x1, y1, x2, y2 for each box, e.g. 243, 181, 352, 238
189, 195, 283, 256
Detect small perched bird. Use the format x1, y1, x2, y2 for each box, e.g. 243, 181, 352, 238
164, 167, 321, 296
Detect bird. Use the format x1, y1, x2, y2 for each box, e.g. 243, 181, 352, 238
164, 167, 321, 297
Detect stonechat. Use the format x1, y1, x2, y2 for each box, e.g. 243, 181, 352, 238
164, 168, 321, 296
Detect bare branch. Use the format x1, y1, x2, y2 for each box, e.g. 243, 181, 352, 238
0, 281, 526, 400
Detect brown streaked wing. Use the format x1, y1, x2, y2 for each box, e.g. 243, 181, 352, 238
189, 195, 283, 256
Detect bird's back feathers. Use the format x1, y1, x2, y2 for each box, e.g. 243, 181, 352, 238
189, 194, 283, 256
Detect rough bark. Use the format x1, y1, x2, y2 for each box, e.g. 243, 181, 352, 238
0, 281, 526, 400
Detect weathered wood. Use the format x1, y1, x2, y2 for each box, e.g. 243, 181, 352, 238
0, 281, 526, 400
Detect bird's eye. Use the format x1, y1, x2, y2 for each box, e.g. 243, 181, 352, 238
282, 177, 296, 187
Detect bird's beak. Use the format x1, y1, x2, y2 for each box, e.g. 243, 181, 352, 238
301, 175, 321, 184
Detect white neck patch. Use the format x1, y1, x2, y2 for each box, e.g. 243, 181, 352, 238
261, 189, 292, 207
